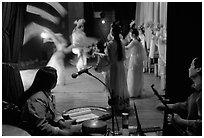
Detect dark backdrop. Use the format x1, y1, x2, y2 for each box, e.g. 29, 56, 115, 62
166, 2, 202, 102
84, 2, 136, 39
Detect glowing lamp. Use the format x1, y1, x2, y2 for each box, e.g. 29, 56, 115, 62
102, 20, 105, 24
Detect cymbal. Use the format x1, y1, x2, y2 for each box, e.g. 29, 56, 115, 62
82, 119, 107, 135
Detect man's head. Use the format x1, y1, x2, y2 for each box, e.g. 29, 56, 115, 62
32, 66, 58, 91
189, 57, 202, 79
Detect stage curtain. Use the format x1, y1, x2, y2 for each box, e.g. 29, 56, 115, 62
67, 2, 84, 36
135, 2, 167, 27
2, 2, 26, 105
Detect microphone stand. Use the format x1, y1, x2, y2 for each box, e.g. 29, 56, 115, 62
85, 70, 120, 135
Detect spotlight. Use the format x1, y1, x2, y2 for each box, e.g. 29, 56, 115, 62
102, 20, 105, 24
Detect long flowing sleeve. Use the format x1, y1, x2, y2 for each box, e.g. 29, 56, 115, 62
72, 30, 97, 49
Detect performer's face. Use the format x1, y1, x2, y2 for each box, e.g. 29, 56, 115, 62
81, 26, 84, 31
189, 58, 199, 79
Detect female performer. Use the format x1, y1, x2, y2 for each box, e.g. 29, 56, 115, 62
126, 28, 146, 98
105, 21, 130, 113
23, 22, 73, 86
71, 19, 98, 71
46, 31, 69, 86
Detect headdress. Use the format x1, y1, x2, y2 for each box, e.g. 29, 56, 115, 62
111, 21, 122, 35
74, 19, 86, 28
130, 20, 136, 29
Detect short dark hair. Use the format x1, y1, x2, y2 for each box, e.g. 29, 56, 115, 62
194, 57, 202, 76
19, 66, 57, 106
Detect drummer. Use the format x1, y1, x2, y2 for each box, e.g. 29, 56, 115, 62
18, 66, 82, 136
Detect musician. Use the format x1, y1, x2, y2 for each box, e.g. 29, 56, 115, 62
19, 66, 82, 136
157, 57, 202, 136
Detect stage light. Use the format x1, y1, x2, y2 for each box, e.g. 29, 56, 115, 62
41, 32, 48, 39
102, 20, 105, 24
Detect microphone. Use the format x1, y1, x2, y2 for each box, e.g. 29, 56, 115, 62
72, 66, 93, 78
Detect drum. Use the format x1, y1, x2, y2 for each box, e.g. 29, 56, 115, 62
63, 106, 111, 123
63, 106, 111, 136
82, 119, 107, 135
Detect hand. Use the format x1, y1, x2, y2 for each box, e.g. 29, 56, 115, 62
65, 119, 77, 126
167, 113, 182, 124
99, 54, 105, 58
59, 119, 77, 129
156, 103, 166, 111
167, 114, 173, 123
171, 113, 183, 124
58, 124, 82, 136
58, 128, 72, 136
70, 124, 82, 135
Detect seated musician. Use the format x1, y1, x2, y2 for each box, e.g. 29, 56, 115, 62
18, 66, 82, 136
157, 57, 202, 136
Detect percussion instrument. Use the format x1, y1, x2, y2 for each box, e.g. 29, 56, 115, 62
63, 106, 111, 123
63, 106, 112, 135
82, 119, 107, 135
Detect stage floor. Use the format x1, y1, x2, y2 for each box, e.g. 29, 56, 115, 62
20, 64, 164, 134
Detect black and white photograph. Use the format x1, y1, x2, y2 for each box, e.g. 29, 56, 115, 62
2, 1, 202, 136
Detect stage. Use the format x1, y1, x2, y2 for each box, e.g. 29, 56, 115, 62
20, 63, 164, 135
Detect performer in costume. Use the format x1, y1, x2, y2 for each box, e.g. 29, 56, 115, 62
124, 20, 136, 72
126, 28, 146, 98
138, 24, 148, 73
71, 19, 98, 71
105, 21, 130, 113
23, 22, 73, 86
157, 25, 167, 91
46, 32, 68, 86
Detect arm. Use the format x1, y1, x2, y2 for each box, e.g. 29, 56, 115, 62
27, 96, 76, 136
53, 108, 77, 129
27, 99, 61, 135
170, 95, 202, 135
156, 101, 187, 114
171, 101, 188, 113
125, 41, 134, 49
172, 114, 201, 127
170, 113, 202, 136
63, 45, 75, 54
